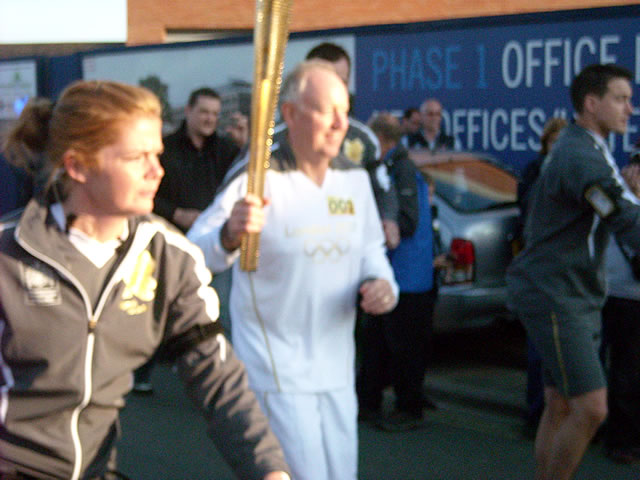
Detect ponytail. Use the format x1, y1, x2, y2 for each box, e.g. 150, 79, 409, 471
2, 98, 53, 175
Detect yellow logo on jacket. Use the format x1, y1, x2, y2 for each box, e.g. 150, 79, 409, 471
304, 239, 351, 263
342, 138, 365, 164
120, 250, 157, 315
328, 196, 355, 215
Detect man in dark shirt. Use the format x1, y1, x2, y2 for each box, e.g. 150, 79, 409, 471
154, 87, 239, 232
402, 98, 457, 152
401, 107, 421, 137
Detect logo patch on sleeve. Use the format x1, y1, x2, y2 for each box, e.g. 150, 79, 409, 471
21, 261, 61, 306
585, 185, 615, 218
120, 250, 157, 315
342, 138, 365, 164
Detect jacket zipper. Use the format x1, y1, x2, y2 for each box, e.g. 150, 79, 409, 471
69, 329, 95, 480
16, 237, 124, 480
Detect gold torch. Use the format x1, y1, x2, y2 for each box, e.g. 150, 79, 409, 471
240, 0, 293, 271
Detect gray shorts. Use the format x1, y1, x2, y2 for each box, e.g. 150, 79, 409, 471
518, 306, 605, 397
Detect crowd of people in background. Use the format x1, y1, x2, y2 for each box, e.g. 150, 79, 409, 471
0, 41, 639, 480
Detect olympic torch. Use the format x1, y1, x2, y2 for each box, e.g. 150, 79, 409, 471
240, 0, 293, 271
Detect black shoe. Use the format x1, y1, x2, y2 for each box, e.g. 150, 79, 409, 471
375, 410, 427, 432
605, 446, 640, 464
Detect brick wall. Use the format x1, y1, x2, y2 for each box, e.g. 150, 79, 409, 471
0, 43, 119, 59
128, 0, 638, 45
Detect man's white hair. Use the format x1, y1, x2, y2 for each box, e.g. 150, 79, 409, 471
279, 59, 341, 105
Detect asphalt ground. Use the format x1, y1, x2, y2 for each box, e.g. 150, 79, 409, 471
115, 325, 640, 479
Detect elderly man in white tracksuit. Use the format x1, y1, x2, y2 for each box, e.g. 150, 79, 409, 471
188, 60, 398, 480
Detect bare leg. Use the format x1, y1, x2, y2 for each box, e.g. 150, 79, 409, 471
534, 387, 570, 478
535, 387, 607, 480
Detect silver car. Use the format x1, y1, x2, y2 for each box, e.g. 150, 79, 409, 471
410, 150, 521, 331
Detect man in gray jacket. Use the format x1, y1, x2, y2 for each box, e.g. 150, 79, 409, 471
507, 64, 637, 480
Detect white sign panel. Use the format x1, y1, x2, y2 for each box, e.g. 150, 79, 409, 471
0, 60, 37, 120
82, 35, 356, 113
0, 0, 126, 43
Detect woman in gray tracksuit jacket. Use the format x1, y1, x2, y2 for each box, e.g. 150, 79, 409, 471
0, 81, 289, 480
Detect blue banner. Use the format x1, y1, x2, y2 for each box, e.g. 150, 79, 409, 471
354, 13, 640, 171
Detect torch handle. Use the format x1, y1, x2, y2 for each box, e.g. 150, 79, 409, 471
240, 0, 292, 271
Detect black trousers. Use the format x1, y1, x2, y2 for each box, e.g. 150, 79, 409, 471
601, 296, 640, 449
357, 290, 436, 415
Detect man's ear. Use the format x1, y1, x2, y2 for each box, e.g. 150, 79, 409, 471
280, 102, 295, 125
583, 93, 599, 116
62, 149, 89, 184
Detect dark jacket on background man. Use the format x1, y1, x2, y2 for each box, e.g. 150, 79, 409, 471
403, 130, 454, 152
154, 122, 239, 231
384, 146, 434, 293
383, 146, 419, 239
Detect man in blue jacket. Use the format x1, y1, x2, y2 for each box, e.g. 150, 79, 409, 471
357, 112, 436, 431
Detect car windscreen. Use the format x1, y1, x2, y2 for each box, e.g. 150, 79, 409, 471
413, 153, 518, 213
